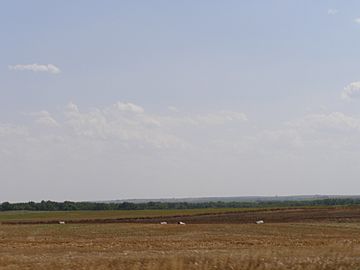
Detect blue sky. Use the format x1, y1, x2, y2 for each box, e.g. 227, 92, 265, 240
2, 1, 360, 201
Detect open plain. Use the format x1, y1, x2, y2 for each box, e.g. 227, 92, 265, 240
1, 207, 360, 269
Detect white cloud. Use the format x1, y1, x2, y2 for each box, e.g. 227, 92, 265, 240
3, 103, 358, 156
341, 82, 360, 100
0, 124, 28, 137
112, 102, 144, 114
8, 64, 61, 74
354, 18, 360, 24
67, 102, 79, 113
213, 111, 360, 157
327, 9, 338, 15
33, 111, 59, 128
160, 110, 248, 127
214, 111, 360, 159
0, 102, 249, 153
63, 102, 185, 148
290, 112, 360, 132
268, 112, 360, 153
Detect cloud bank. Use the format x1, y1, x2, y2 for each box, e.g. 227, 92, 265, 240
2, 101, 360, 201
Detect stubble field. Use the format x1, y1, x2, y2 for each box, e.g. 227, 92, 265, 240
1, 207, 360, 269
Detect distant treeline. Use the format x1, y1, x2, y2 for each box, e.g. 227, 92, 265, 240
1, 198, 360, 211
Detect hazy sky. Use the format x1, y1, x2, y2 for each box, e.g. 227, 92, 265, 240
2, 1, 360, 202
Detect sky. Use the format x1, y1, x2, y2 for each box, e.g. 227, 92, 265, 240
2, 1, 360, 202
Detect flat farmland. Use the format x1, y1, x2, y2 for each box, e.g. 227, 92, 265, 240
2, 207, 360, 269
2, 206, 360, 225
0, 208, 241, 223
1, 221, 360, 270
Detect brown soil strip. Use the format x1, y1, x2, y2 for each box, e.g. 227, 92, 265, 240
2, 207, 360, 225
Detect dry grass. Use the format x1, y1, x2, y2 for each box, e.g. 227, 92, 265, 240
1, 222, 360, 269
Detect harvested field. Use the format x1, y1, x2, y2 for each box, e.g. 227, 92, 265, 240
0, 208, 242, 223
1, 221, 360, 269
1, 207, 360, 269
2, 206, 360, 225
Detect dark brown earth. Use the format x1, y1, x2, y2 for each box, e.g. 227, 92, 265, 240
3, 206, 360, 225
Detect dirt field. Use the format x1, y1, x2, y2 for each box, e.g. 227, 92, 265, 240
1, 207, 360, 269
0, 208, 241, 223
2, 206, 360, 225
1, 222, 360, 269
